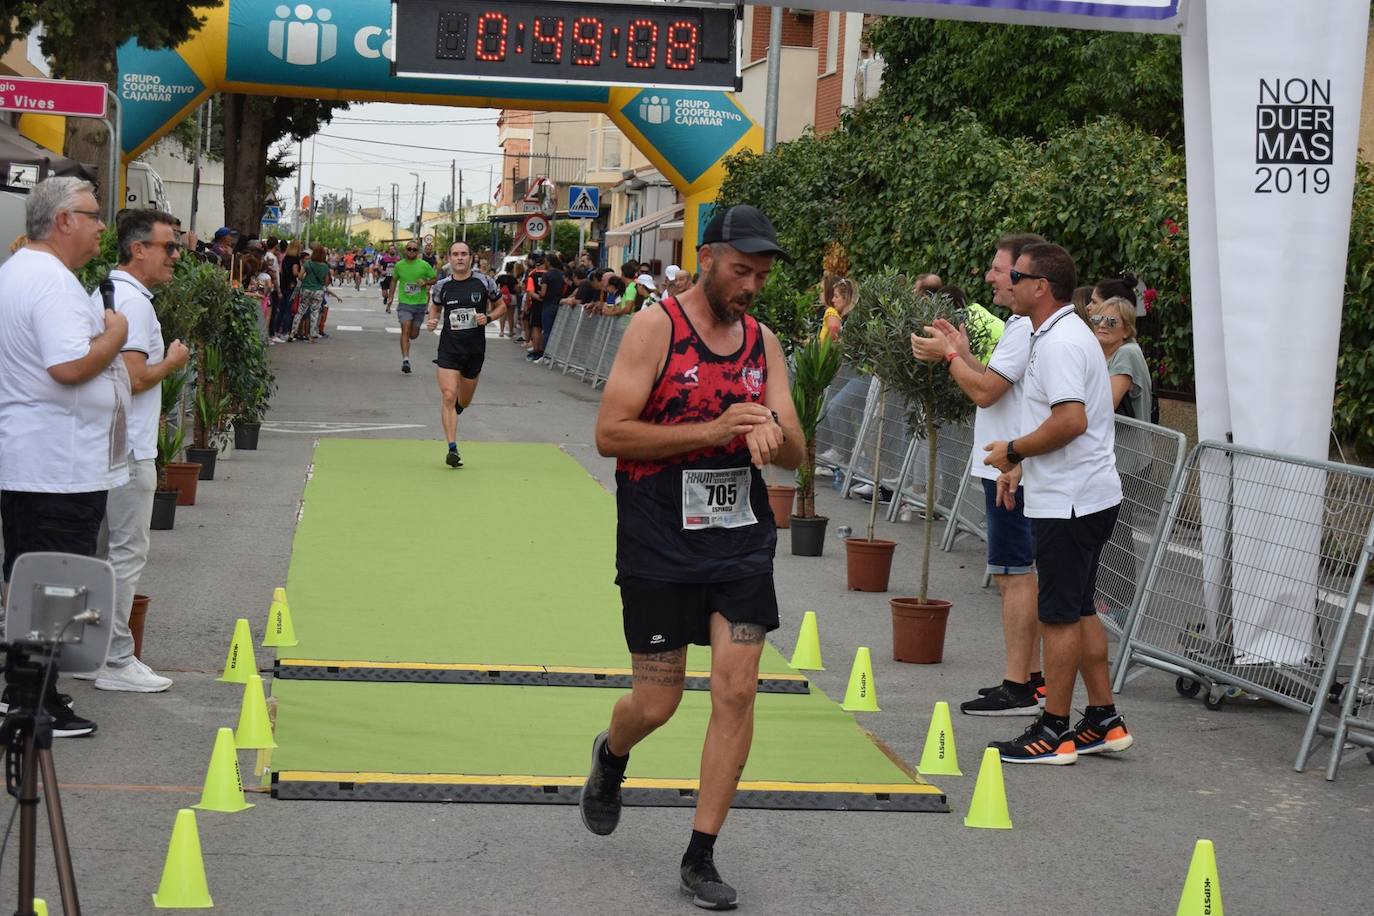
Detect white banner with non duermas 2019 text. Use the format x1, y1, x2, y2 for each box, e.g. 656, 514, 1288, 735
1188, 0, 1370, 665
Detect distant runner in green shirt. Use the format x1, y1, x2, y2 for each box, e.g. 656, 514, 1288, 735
392, 242, 437, 374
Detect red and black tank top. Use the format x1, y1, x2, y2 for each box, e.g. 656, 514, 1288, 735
614, 297, 776, 583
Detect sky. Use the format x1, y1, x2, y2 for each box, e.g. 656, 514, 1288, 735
273, 102, 504, 217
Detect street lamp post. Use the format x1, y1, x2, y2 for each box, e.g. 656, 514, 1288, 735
409, 171, 420, 243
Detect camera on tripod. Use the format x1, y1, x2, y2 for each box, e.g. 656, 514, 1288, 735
2, 552, 117, 916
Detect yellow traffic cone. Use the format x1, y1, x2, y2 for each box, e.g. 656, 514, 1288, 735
840, 647, 879, 712
788, 611, 825, 670
918, 701, 962, 776
963, 747, 1012, 829
1176, 839, 1224, 916
193, 727, 255, 813
32, 900, 47, 916
262, 588, 298, 647
216, 618, 257, 684
152, 809, 213, 908
235, 675, 278, 750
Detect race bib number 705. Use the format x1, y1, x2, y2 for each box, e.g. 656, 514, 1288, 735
682, 467, 757, 530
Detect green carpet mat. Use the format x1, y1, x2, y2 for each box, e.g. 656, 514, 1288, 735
271, 679, 942, 810
270, 439, 943, 811
282, 440, 792, 675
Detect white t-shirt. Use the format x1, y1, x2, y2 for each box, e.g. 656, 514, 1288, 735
970, 314, 1030, 481
1019, 305, 1122, 519
101, 269, 165, 462
0, 248, 131, 492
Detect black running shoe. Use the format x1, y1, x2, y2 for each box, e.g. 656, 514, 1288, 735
990, 718, 1076, 766
401, 360, 411, 374
680, 853, 738, 910
46, 702, 97, 738
579, 730, 624, 836
978, 672, 1044, 697
960, 682, 1039, 717
1071, 713, 1134, 756
0, 687, 74, 714
446, 449, 463, 468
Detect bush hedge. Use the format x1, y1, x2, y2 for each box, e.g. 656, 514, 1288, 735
718, 110, 1374, 457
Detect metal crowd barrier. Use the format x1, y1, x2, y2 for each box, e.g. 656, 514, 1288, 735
532, 304, 631, 391
1326, 595, 1374, 779
843, 385, 912, 501
1096, 415, 1190, 639
1109, 440, 1374, 771
889, 420, 974, 525
541, 302, 577, 369
940, 454, 990, 552
813, 364, 876, 486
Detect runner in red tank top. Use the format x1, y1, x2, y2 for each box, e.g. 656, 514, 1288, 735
581, 206, 803, 911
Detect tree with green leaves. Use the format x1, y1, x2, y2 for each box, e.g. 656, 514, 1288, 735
0, 1, 223, 210
220, 94, 347, 236
868, 16, 1184, 146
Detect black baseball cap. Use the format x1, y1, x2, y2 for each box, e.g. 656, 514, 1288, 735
701, 205, 789, 260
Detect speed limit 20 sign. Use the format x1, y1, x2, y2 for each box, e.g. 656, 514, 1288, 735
523, 214, 550, 241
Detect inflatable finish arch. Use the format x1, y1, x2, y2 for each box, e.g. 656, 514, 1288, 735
115, 0, 763, 264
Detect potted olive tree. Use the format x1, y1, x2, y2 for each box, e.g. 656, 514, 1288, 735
788, 335, 842, 555
846, 274, 988, 658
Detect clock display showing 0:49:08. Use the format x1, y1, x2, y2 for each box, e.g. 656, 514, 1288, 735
473, 13, 702, 70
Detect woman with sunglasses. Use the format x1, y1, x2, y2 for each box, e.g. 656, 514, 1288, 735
1088, 296, 1151, 424
1088, 295, 1154, 628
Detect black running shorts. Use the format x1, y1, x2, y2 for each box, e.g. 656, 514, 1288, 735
618, 574, 779, 654
1031, 504, 1121, 625
435, 343, 484, 378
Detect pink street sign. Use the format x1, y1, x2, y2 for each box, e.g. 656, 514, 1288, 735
0, 76, 107, 119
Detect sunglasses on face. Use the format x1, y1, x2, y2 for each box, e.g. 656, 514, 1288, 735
139, 240, 181, 256
1090, 315, 1120, 329
1009, 269, 1048, 285
405, 247, 418, 252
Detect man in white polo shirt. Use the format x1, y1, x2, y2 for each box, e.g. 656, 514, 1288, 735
83, 209, 190, 692
912, 233, 1045, 718
983, 241, 1134, 765
0, 177, 129, 738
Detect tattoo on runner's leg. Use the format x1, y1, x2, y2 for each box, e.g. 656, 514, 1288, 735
632, 647, 686, 687
729, 622, 766, 645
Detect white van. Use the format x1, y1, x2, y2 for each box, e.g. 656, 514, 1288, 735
125, 160, 169, 212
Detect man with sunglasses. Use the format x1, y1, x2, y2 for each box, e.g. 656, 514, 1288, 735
392, 241, 437, 374
982, 242, 1132, 765
78, 209, 190, 693
426, 241, 504, 467
912, 233, 1046, 719
0, 178, 128, 737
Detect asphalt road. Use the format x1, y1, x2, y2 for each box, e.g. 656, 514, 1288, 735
5, 282, 1369, 915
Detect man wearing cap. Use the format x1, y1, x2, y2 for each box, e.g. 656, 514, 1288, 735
664, 264, 693, 297
633, 272, 661, 312
582, 205, 803, 910
207, 227, 237, 269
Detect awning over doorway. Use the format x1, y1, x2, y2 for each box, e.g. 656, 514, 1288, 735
604, 203, 684, 243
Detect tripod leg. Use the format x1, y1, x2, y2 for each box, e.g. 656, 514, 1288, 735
37, 748, 81, 916
15, 734, 38, 916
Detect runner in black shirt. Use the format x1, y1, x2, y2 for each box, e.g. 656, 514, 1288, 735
426, 240, 504, 467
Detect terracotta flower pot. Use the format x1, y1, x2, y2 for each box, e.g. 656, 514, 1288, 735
844, 538, 897, 592
766, 484, 795, 528
890, 597, 952, 663
130, 594, 150, 660
164, 462, 202, 506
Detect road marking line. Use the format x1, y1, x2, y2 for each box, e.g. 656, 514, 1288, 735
336, 325, 363, 331
386, 327, 401, 334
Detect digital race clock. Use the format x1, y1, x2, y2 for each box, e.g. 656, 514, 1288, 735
392, 0, 742, 91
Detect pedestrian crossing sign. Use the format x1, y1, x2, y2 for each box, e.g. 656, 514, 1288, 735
568, 185, 600, 218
